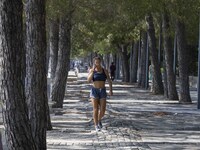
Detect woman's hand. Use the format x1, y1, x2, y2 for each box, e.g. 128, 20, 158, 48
89, 65, 95, 73
87, 66, 95, 82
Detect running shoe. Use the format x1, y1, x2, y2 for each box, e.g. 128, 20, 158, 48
95, 125, 101, 132
98, 121, 103, 129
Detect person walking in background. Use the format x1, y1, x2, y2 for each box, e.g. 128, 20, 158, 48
87, 57, 113, 132
110, 62, 116, 81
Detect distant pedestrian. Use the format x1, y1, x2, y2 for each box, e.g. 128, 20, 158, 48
74, 63, 79, 77
87, 57, 113, 132
110, 62, 116, 81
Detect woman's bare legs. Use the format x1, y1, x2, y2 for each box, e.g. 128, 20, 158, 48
91, 98, 99, 126
98, 99, 106, 121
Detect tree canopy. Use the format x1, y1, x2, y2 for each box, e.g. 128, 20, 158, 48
46, 0, 200, 59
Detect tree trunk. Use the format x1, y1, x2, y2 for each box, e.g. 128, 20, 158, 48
146, 13, 164, 94
176, 19, 191, 103
115, 53, 120, 79
163, 51, 169, 98
46, 36, 50, 75
163, 11, 178, 100
118, 44, 130, 82
46, 45, 52, 129
47, 18, 59, 127
46, 102, 52, 130
51, 14, 72, 108
132, 41, 139, 83
49, 18, 59, 80
25, 0, 48, 149
46, 19, 59, 130
22, 22, 26, 87
130, 42, 134, 82
138, 32, 147, 88
121, 55, 125, 82
0, 0, 36, 149
106, 53, 110, 69
138, 34, 142, 86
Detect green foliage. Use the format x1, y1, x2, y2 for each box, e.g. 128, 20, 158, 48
47, 0, 200, 61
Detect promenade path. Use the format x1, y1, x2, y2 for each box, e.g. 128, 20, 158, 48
47, 71, 200, 150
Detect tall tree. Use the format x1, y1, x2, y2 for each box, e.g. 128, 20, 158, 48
146, 13, 164, 94
166, 0, 197, 103
0, 0, 36, 149
163, 51, 169, 98
176, 18, 191, 103
162, 9, 178, 100
25, 0, 48, 148
117, 44, 130, 82
138, 31, 147, 88
115, 53, 121, 79
51, 0, 73, 108
131, 41, 139, 83
48, 18, 59, 80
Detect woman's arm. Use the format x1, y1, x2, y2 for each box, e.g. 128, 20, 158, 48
87, 69, 94, 82
104, 69, 113, 95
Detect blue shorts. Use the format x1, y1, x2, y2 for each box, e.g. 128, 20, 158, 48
90, 87, 107, 100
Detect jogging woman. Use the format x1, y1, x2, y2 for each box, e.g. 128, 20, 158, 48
87, 57, 113, 131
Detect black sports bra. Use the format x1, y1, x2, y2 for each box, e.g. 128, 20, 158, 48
93, 68, 107, 81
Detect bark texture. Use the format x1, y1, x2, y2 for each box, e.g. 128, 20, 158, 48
132, 41, 139, 83
0, 0, 36, 149
25, 0, 48, 149
163, 51, 169, 98
118, 44, 130, 82
163, 12, 178, 100
130, 42, 139, 83
51, 14, 72, 108
49, 18, 59, 80
176, 19, 191, 103
146, 13, 164, 94
138, 32, 147, 88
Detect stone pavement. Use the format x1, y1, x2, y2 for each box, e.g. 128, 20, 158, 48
47, 71, 200, 150
0, 71, 200, 149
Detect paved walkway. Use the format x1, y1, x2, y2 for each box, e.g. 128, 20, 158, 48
47, 71, 200, 150
0, 71, 200, 149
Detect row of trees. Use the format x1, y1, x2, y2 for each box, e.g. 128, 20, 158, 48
0, 0, 47, 149
0, 0, 200, 149
74, 0, 200, 104
0, 0, 79, 147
